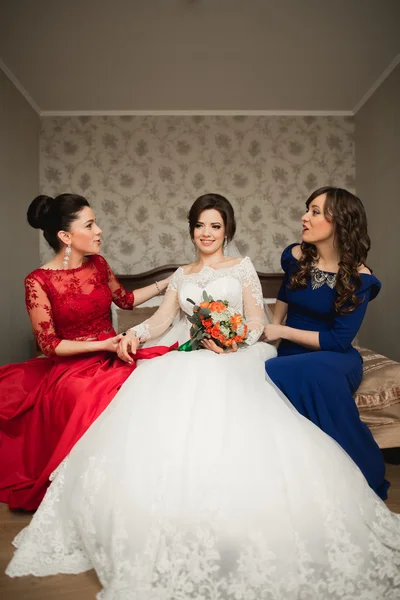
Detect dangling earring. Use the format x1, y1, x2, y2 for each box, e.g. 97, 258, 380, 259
63, 243, 72, 269
223, 237, 228, 256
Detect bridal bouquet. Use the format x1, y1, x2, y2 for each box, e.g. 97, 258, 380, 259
178, 291, 248, 352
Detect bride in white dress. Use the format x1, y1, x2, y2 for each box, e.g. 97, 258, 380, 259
6, 194, 400, 599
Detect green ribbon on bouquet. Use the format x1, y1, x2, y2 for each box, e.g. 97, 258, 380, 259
178, 328, 206, 352
177, 339, 194, 352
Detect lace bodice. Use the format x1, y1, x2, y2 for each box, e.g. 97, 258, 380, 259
25, 255, 135, 356
131, 257, 265, 346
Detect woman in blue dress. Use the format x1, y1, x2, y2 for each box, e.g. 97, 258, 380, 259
264, 186, 389, 500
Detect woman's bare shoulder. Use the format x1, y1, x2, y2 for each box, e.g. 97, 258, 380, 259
358, 264, 372, 275
291, 244, 302, 259
180, 263, 196, 275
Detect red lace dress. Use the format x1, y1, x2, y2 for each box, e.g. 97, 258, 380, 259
0, 255, 174, 510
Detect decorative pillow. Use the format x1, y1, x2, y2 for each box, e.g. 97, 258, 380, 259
111, 296, 163, 334
354, 347, 400, 411
114, 306, 158, 334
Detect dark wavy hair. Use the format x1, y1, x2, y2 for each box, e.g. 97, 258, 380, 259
290, 186, 371, 313
27, 193, 90, 252
188, 193, 236, 242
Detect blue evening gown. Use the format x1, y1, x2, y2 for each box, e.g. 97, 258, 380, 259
265, 244, 389, 500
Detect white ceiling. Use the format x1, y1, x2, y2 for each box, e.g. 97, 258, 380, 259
0, 0, 399, 114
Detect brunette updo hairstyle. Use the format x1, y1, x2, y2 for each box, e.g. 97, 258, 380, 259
291, 186, 371, 313
188, 193, 236, 242
27, 194, 90, 252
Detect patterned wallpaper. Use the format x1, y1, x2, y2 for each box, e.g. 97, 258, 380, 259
40, 115, 355, 273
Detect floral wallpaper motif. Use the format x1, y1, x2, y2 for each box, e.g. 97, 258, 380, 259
40, 116, 355, 273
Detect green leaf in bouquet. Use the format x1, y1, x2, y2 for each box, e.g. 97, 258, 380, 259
202, 291, 213, 303
191, 331, 206, 350
188, 311, 203, 325
191, 339, 201, 350
194, 329, 205, 341
186, 297, 196, 306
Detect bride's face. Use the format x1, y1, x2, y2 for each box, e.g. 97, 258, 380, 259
193, 209, 226, 257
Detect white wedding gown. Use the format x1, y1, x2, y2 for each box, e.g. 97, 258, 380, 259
6, 258, 400, 599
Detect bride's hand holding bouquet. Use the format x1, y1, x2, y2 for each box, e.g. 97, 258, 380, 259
179, 292, 248, 355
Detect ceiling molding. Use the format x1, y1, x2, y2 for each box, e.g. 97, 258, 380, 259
40, 109, 353, 117
1, 53, 399, 117
353, 54, 400, 114
0, 58, 41, 114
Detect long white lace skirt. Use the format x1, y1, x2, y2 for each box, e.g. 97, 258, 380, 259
6, 342, 400, 599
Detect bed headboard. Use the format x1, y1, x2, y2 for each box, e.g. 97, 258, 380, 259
117, 265, 284, 298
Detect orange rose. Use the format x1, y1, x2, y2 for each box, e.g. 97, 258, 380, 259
202, 318, 213, 329
209, 301, 226, 313
199, 302, 210, 309
210, 324, 221, 339
230, 314, 243, 327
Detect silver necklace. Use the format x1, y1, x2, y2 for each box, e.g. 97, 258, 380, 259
310, 265, 337, 290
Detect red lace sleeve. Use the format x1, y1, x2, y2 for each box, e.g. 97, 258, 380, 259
25, 274, 62, 356
97, 256, 135, 309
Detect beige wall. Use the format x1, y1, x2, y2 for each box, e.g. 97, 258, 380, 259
40, 115, 355, 274
356, 64, 400, 360
0, 68, 40, 365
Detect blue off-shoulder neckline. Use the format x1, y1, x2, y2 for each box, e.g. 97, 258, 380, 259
281, 243, 381, 301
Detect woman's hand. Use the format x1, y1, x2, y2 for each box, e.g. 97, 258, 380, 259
201, 338, 238, 354
157, 275, 171, 292
117, 331, 140, 363
101, 334, 125, 353
263, 324, 286, 343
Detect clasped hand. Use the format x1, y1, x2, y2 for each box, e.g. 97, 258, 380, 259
117, 331, 140, 364
262, 324, 285, 343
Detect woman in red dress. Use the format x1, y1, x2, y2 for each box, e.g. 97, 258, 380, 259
0, 193, 173, 510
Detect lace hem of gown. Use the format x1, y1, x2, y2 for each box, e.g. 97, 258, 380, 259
6, 457, 400, 599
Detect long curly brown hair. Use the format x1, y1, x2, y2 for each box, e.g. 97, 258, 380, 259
290, 187, 371, 313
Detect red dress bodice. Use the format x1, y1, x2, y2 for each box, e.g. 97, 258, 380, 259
0, 255, 177, 510
25, 255, 134, 356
